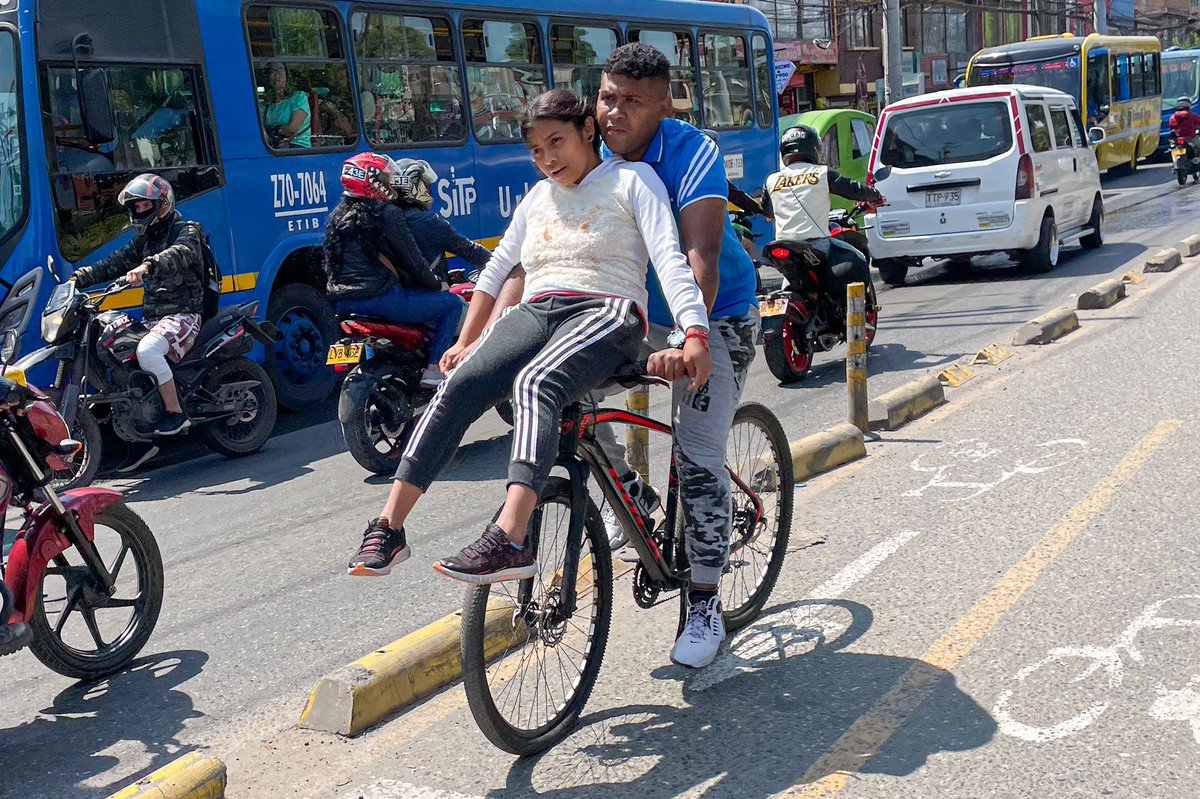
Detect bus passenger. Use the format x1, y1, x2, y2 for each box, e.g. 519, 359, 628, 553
322, 153, 461, 389
263, 62, 311, 149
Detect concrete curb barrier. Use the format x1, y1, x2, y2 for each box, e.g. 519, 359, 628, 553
1144, 248, 1183, 273
867, 376, 946, 431
791, 423, 866, 481
1176, 235, 1200, 258
1077, 279, 1126, 310
105, 753, 226, 799
1013, 307, 1079, 346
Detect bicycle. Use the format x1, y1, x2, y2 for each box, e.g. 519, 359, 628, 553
458, 364, 795, 755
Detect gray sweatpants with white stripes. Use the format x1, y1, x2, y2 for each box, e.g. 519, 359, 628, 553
396, 295, 643, 495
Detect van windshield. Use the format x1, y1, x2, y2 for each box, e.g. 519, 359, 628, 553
879, 101, 1014, 168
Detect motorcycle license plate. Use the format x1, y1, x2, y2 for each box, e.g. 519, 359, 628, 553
925, 189, 961, 208
1172, 148, 1188, 157
326, 342, 364, 365
761, 298, 789, 317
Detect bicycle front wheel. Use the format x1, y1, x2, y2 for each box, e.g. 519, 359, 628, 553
721, 402, 794, 631
460, 476, 613, 755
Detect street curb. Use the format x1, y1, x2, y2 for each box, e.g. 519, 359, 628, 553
1077, 278, 1126, 310
1013, 307, 1079, 346
1176, 235, 1200, 258
791, 423, 866, 481
867, 376, 946, 431
105, 753, 226, 799
300, 598, 517, 737
1145, 248, 1183, 273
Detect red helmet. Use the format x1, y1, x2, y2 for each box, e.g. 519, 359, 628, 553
340, 152, 397, 201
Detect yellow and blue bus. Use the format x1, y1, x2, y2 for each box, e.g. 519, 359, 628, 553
965, 34, 1161, 174
0, 0, 777, 407
1160, 47, 1200, 155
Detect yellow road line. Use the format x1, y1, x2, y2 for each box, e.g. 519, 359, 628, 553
780, 419, 1182, 798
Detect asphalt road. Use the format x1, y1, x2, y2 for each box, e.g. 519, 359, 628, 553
0, 164, 1196, 799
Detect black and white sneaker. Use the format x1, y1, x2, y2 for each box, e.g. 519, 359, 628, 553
348, 518, 410, 577
154, 412, 191, 436
434, 523, 536, 584
671, 593, 725, 669
115, 442, 160, 474
602, 472, 660, 553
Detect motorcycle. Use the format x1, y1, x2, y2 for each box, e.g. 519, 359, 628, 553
12, 259, 279, 487
330, 270, 478, 474
758, 201, 881, 383
1171, 136, 1200, 186
0, 331, 163, 678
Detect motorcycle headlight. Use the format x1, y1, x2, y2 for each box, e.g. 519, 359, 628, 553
42, 312, 65, 343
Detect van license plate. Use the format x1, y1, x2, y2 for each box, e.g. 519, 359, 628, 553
760, 298, 789, 317
925, 190, 961, 208
326, 343, 363, 365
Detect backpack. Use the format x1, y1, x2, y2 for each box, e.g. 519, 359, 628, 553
197, 228, 223, 320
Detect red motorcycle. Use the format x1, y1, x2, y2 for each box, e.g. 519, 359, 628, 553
0, 337, 162, 677
328, 272, 478, 474
759, 200, 881, 383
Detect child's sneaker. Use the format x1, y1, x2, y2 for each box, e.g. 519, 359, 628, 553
347, 518, 410, 576
434, 523, 537, 583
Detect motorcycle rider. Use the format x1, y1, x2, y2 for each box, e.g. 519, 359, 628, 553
1168, 96, 1200, 165
762, 124, 883, 317
71, 174, 207, 470
389, 158, 492, 282
323, 152, 462, 389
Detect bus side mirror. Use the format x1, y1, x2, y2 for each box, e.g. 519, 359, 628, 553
1088, 127, 1107, 144
77, 67, 115, 146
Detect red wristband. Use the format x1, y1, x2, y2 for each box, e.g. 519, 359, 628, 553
685, 331, 710, 352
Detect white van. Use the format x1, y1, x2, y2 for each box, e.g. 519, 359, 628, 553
866, 86, 1105, 285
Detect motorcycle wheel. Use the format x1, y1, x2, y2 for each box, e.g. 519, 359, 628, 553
200, 357, 278, 458
28, 502, 163, 680
341, 375, 414, 475
1177, 168, 1188, 186
763, 316, 814, 383
49, 405, 102, 491
866, 283, 880, 348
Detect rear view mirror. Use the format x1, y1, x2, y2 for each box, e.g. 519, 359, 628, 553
1088, 127, 1107, 144
77, 68, 115, 145
0, 330, 17, 368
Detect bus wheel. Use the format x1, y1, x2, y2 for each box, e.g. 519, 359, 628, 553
266, 283, 339, 410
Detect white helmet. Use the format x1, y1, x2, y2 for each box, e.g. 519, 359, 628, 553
391, 158, 438, 210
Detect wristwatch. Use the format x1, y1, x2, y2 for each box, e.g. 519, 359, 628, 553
666, 329, 686, 350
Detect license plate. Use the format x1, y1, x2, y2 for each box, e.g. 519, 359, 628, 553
1172, 148, 1188, 157
326, 342, 363, 365
925, 189, 961, 208
761, 298, 789, 317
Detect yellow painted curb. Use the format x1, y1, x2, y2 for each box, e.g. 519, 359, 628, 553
1077, 278, 1126, 310
1144, 248, 1183, 273
791, 423, 866, 481
1012, 306, 1079, 346
868, 375, 947, 431
105, 752, 226, 799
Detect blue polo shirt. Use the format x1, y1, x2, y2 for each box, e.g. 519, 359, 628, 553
602, 118, 758, 325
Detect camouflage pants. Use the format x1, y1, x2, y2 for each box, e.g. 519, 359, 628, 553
596, 309, 760, 585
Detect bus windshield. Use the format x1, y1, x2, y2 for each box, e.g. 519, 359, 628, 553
1162, 56, 1200, 110
0, 30, 24, 245
969, 56, 1082, 103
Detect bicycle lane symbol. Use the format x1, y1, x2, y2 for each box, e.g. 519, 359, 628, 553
993, 595, 1200, 743
904, 438, 1088, 502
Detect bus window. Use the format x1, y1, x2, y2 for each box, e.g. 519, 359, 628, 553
1130, 53, 1144, 98
1162, 55, 1198, 111
246, 6, 358, 151
551, 24, 618, 99
462, 19, 547, 143
1112, 54, 1132, 103
700, 32, 753, 129
1143, 53, 1161, 97
1086, 52, 1110, 122
753, 33, 772, 128
1025, 104, 1054, 152
45, 65, 220, 260
631, 29, 699, 125
352, 12, 466, 146
0, 31, 23, 248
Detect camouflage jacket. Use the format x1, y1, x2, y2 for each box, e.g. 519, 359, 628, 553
72, 212, 206, 319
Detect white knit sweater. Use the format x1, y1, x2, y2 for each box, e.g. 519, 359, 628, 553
474, 158, 708, 332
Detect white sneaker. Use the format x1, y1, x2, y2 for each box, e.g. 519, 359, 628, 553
671, 594, 725, 669
602, 474, 660, 552
602, 501, 627, 550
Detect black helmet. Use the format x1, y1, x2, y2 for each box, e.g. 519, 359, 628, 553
117, 173, 176, 235
780, 125, 822, 165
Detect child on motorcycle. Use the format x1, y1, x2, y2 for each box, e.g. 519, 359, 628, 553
323, 153, 465, 389
346, 88, 712, 582
71, 174, 206, 442
389, 158, 492, 282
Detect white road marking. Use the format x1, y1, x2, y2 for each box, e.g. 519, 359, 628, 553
1149, 674, 1200, 744
905, 438, 1087, 501
694, 530, 923, 692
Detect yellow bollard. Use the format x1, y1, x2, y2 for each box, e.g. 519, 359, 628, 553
626, 385, 650, 481
846, 282, 868, 433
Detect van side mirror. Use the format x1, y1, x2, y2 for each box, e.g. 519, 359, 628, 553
1088, 127, 1107, 144
77, 68, 115, 145
0, 330, 18, 368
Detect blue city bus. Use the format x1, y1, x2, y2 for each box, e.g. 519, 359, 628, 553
0, 0, 777, 409
1159, 47, 1200, 156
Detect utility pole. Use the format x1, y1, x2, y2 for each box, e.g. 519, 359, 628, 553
1095, 0, 1108, 34
881, 0, 904, 107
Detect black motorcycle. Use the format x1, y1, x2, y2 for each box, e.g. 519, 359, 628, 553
12, 261, 279, 486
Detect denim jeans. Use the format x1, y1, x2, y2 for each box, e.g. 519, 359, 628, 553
335, 285, 466, 363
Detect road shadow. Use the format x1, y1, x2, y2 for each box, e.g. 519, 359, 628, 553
488, 599, 996, 799
900, 242, 1147, 291
0, 650, 208, 798
772, 341, 963, 390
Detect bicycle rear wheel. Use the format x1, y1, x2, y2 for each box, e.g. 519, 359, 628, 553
460, 477, 613, 755
720, 402, 794, 631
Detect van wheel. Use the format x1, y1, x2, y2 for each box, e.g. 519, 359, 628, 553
876, 259, 908, 286
1080, 199, 1104, 250
1023, 216, 1059, 274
